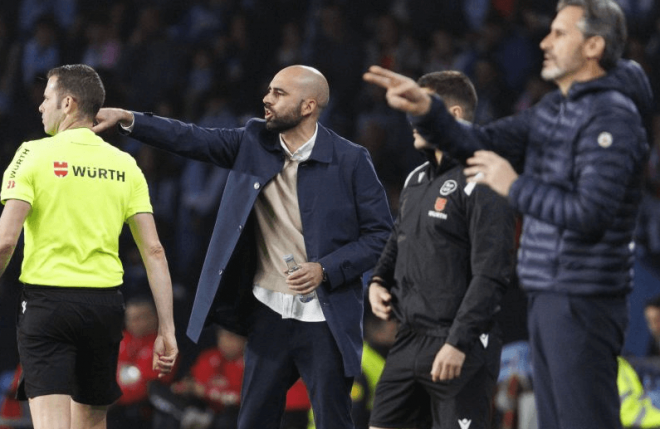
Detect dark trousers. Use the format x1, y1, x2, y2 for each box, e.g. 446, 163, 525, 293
237, 301, 354, 429
527, 292, 628, 429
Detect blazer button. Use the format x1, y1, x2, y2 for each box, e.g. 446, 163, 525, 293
253, 182, 260, 190
238, 225, 243, 231
218, 269, 223, 275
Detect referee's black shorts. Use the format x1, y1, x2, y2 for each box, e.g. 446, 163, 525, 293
17, 284, 125, 406
369, 326, 501, 429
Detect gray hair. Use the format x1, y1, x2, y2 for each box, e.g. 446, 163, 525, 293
557, 0, 626, 70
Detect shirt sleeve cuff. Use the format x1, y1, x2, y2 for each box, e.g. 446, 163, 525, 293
120, 115, 136, 133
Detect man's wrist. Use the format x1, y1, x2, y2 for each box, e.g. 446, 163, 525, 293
318, 262, 328, 283
416, 94, 432, 116
119, 111, 136, 132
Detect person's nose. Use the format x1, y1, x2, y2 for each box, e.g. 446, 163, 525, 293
540, 34, 551, 52
263, 91, 273, 106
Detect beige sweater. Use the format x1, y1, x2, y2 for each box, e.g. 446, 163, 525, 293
252, 157, 306, 295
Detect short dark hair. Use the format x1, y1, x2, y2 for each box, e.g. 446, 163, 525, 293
645, 295, 660, 310
47, 64, 106, 119
417, 71, 478, 122
557, 0, 626, 70
126, 295, 156, 309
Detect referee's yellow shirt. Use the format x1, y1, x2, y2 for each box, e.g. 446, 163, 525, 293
1, 128, 153, 287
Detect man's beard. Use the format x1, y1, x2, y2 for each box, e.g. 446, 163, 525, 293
540, 49, 584, 83
265, 103, 304, 133
541, 65, 565, 82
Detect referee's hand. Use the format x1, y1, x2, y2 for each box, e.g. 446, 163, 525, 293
153, 333, 178, 377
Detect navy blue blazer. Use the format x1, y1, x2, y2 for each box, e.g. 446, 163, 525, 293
128, 113, 393, 377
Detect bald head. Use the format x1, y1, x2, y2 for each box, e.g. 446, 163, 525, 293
277, 65, 330, 112
263, 65, 330, 134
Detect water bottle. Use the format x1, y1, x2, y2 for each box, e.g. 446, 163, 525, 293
283, 254, 316, 303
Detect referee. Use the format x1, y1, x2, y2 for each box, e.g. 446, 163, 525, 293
0, 64, 177, 429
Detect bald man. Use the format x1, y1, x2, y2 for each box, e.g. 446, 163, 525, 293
94, 65, 393, 429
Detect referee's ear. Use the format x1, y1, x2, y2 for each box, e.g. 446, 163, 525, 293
61, 95, 78, 116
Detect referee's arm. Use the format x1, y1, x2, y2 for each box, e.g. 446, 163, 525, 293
127, 212, 178, 377
0, 199, 30, 278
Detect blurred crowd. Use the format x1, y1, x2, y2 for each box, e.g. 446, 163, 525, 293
0, 0, 660, 427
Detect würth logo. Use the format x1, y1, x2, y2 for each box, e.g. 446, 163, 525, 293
72, 165, 126, 182
54, 161, 68, 177
434, 197, 447, 212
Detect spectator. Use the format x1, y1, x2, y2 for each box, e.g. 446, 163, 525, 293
0, 364, 31, 429
17, 0, 75, 39
305, 3, 365, 137
644, 295, 660, 357
20, 14, 60, 88
183, 47, 216, 120
364, 14, 422, 75
275, 21, 303, 70
164, 328, 245, 429
81, 18, 122, 71
421, 29, 472, 75
108, 298, 177, 429
117, 6, 185, 111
